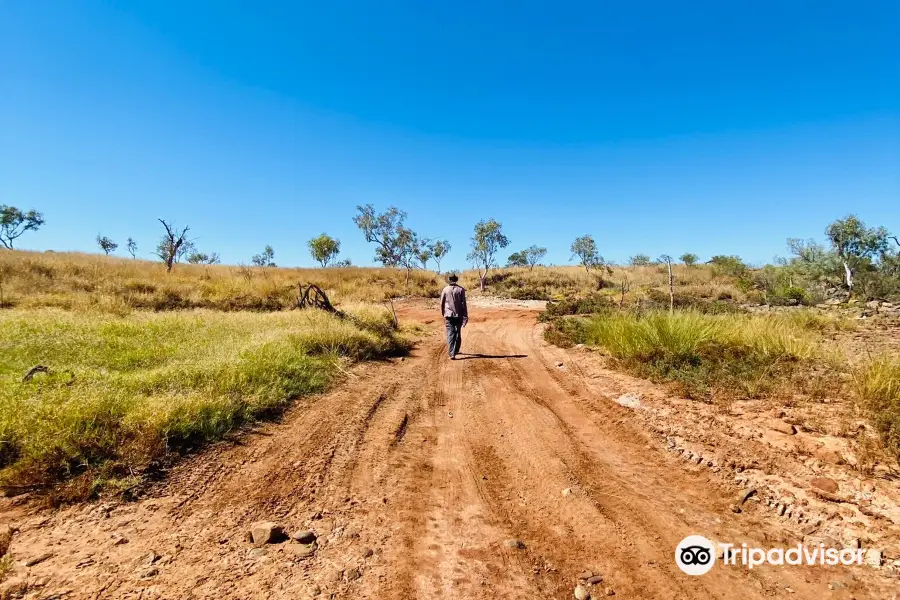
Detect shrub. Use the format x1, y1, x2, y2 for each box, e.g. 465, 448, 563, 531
709, 255, 749, 278
539, 293, 616, 321
644, 288, 745, 314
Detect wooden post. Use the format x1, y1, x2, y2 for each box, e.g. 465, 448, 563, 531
660, 255, 674, 314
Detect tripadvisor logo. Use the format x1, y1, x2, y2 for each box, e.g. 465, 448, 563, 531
675, 535, 866, 575
676, 535, 716, 575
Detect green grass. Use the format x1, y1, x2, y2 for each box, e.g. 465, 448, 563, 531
0, 307, 409, 499
551, 309, 834, 402
853, 355, 900, 462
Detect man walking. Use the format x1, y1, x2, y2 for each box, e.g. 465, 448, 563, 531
440, 273, 468, 359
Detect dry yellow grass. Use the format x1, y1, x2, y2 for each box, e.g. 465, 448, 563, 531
853, 354, 900, 462
0, 250, 751, 313
458, 263, 745, 302
552, 309, 847, 403
0, 250, 443, 313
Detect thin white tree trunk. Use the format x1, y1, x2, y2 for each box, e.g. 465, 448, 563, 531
843, 261, 853, 291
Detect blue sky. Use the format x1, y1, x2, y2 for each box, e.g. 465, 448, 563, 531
1, 1, 897, 269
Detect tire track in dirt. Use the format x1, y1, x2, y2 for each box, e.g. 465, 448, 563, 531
410, 329, 541, 599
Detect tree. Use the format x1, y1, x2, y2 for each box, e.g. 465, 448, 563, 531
154, 219, 191, 273
353, 205, 411, 267
524, 245, 547, 270
708, 255, 748, 278
570, 235, 603, 273
126, 237, 138, 259
467, 218, 509, 291
96, 235, 118, 255
308, 233, 341, 267
0, 205, 45, 249
251, 245, 276, 267
680, 253, 698, 266
507, 250, 528, 267
186, 251, 220, 265
629, 254, 652, 266
415, 237, 434, 269
397, 231, 421, 284
825, 215, 890, 291
334, 258, 352, 267
431, 240, 451, 272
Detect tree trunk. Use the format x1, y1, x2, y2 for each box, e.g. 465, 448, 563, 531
165, 256, 174, 273
480, 270, 487, 292
667, 258, 675, 314
843, 261, 853, 291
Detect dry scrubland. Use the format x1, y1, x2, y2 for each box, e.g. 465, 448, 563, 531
0, 250, 898, 501
0, 250, 442, 312
459, 263, 740, 303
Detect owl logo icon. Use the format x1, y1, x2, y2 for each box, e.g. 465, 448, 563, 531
675, 535, 716, 575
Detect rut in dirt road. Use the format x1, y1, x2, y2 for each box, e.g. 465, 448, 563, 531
0, 305, 880, 599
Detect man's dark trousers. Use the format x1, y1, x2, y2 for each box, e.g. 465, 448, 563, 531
445, 316, 463, 358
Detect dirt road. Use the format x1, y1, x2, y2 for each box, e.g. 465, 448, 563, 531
0, 303, 888, 599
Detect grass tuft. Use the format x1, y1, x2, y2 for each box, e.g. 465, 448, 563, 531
853, 355, 900, 463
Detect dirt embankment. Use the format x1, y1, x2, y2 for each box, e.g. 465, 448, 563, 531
0, 300, 896, 599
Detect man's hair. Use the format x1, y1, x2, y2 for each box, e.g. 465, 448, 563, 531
448, 273, 459, 282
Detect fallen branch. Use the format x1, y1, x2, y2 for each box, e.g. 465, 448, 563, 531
22, 365, 52, 382
22, 365, 75, 385
294, 283, 398, 335
386, 297, 399, 329
295, 283, 340, 314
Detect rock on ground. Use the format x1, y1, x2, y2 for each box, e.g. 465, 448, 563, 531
768, 420, 797, 435
811, 477, 839, 494
290, 529, 317, 544
249, 522, 286, 546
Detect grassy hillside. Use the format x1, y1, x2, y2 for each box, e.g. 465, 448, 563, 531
460, 263, 752, 304
0, 249, 827, 313
0, 250, 442, 313
0, 306, 409, 501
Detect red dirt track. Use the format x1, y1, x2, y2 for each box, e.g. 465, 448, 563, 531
0, 302, 889, 599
